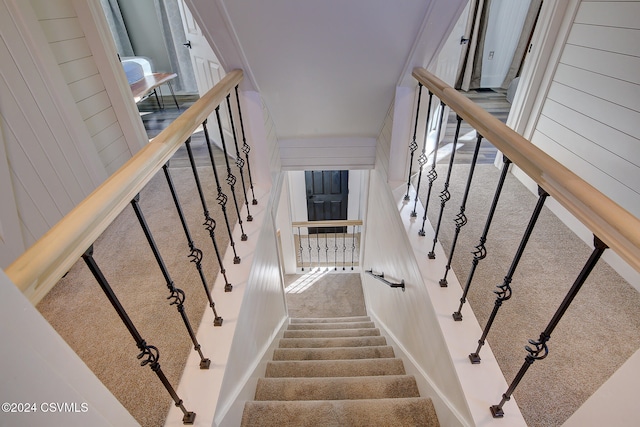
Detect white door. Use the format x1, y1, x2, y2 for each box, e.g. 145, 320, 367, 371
177, 0, 233, 145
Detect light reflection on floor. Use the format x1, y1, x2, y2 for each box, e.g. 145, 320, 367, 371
285, 268, 329, 294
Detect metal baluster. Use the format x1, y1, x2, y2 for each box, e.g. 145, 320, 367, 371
215, 105, 247, 241
316, 229, 321, 269
298, 226, 305, 271
428, 115, 462, 259
334, 230, 338, 271
490, 236, 608, 418
130, 194, 211, 369
453, 156, 512, 321
439, 133, 483, 287
81, 246, 196, 425
351, 225, 357, 270
226, 94, 252, 222
325, 232, 329, 270
234, 85, 257, 205
342, 228, 347, 270
185, 137, 235, 289
411, 91, 434, 217
470, 186, 549, 363
307, 227, 313, 269
163, 163, 223, 325
201, 120, 241, 264
404, 83, 423, 201
419, 101, 446, 236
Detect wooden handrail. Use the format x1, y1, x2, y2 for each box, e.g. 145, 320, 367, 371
412, 67, 640, 274
291, 220, 364, 228
6, 69, 243, 304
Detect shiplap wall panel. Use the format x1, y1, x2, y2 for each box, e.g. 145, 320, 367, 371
375, 103, 394, 180
262, 98, 281, 173
31, 0, 130, 173
532, 0, 640, 219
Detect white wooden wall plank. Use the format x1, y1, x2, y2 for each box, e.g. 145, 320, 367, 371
575, 2, 640, 29
85, 107, 117, 137
104, 145, 132, 175
568, 23, 640, 57
554, 63, 640, 113
560, 44, 640, 85
279, 147, 377, 159
30, 0, 76, 20
531, 130, 640, 216
542, 98, 639, 163
93, 122, 124, 152
68, 73, 104, 103
59, 56, 100, 84
537, 115, 639, 188
77, 91, 111, 121
38, 17, 83, 43
49, 37, 92, 64
547, 82, 637, 139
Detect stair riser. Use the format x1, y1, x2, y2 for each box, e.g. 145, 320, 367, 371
290, 316, 370, 324
278, 336, 387, 348
287, 321, 375, 330
273, 346, 394, 361
265, 358, 406, 378
283, 328, 380, 338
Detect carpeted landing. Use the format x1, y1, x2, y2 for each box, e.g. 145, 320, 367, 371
241, 316, 440, 427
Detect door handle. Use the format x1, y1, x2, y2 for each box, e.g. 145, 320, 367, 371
183, 40, 192, 49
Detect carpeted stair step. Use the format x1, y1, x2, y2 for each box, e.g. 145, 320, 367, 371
287, 321, 375, 330
241, 397, 440, 427
278, 336, 387, 348
265, 358, 406, 378
283, 327, 381, 338
273, 345, 394, 361
254, 375, 420, 401
290, 316, 371, 323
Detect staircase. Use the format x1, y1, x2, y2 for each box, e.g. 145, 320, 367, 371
241, 316, 440, 426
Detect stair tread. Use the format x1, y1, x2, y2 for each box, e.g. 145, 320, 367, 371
283, 328, 381, 338
241, 397, 440, 427
278, 336, 387, 348
290, 316, 371, 323
273, 345, 395, 360
287, 321, 375, 330
255, 375, 420, 401
266, 358, 406, 378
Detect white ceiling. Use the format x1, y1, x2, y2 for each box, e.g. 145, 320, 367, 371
188, 0, 466, 143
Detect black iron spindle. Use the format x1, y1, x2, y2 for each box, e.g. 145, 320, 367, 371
342, 228, 347, 270
490, 236, 608, 418
351, 225, 357, 270
297, 226, 305, 271
185, 137, 235, 289
404, 83, 423, 201
469, 186, 549, 363
215, 105, 247, 241
201, 120, 241, 265
81, 246, 196, 425
439, 133, 483, 287
130, 195, 211, 369
226, 94, 253, 222
162, 163, 223, 326
325, 232, 329, 270
428, 115, 463, 259
418, 101, 446, 236
234, 85, 258, 205
334, 230, 338, 271
316, 229, 321, 269
453, 156, 512, 321
411, 91, 435, 217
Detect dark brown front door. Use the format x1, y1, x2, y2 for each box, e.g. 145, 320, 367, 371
305, 170, 348, 233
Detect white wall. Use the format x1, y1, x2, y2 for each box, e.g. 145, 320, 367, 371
481, 0, 532, 88
0, 269, 138, 426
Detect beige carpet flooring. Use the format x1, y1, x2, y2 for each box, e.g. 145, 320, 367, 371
37, 162, 246, 427
284, 272, 367, 318
417, 163, 640, 426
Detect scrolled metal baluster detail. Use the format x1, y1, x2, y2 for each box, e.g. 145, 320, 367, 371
351, 225, 357, 270
428, 115, 462, 259
405, 83, 423, 201
325, 233, 329, 270
316, 230, 321, 268
342, 229, 347, 270
163, 163, 228, 321
297, 227, 305, 271
234, 85, 258, 205
453, 155, 512, 321
411, 91, 434, 217
130, 195, 211, 369
81, 246, 196, 424
225, 94, 253, 222
419, 101, 446, 236
216, 103, 247, 241
334, 231, 338, 271
470, 187, 549, 363
307, 229, 313, 269
490, 235, 608, 418
200, 121, 241, 264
